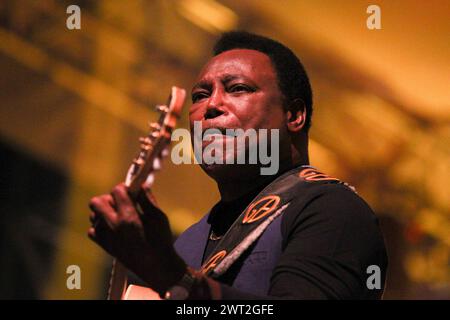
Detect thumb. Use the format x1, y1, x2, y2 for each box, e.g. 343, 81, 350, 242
136, 188, 165, 218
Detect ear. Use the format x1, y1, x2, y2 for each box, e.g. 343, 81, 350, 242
286, 99, 306, 133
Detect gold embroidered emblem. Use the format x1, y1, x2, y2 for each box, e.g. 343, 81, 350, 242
242, 195, 281, 224
299, 167, 340, 182
201, 250, 227, 274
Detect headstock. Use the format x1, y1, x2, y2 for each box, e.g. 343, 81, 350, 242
125, 86, 186, 199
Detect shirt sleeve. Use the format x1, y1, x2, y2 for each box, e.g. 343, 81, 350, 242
217, 184, 388, 300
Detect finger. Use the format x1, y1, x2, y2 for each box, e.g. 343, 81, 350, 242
89, 211, 95, 224
137, 188, 167, 222
87, 227, 96, 241
137, 188, 159, 212
110, 183, 136, 219
89, 195, 117, 227
89, 195, 114, 222
87, 226, 103, 246
143, 188, 158, 206
88, 220, 115, 256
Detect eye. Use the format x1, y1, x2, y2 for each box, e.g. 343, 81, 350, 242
192, 91, 209, 103
228, 84, 253, 93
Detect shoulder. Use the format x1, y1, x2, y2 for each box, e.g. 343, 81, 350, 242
281, 180, 387, 267
282, 175, 382, 245
290, 166, 375, 222
275, 180, 388, 299
287, 166, 362, 212
295, 182, 374, 218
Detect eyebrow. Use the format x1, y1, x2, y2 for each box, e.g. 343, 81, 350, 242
191, 74, 249, 93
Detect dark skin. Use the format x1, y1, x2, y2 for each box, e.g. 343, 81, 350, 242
190, 49, 308, 200
88, 49, 308, 295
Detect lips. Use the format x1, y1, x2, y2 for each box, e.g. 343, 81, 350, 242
202, 127, 236, 138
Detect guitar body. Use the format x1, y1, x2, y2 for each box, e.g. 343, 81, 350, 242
106, 86, 186, 300
123, 285, 161, 300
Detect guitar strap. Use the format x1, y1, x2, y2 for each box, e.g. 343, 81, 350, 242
200, 165, 350, 278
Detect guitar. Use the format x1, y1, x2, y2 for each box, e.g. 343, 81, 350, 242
107, 86, 186, 300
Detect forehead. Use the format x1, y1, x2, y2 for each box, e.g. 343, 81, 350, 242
195, 49, 277, 83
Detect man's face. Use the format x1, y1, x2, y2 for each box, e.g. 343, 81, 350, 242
189, 49, 290, 179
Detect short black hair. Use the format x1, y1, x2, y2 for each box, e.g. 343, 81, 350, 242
213, 31, 313, 132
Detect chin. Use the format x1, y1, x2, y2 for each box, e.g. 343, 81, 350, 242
200, 162, 231, 180
200, 162, 262, 183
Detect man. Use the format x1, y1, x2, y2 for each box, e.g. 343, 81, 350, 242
88, 31, 388, 299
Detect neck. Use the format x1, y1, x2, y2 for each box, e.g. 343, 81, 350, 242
217, 174, 273, 202
214, 138, 310, 202
216, 158, 304, 202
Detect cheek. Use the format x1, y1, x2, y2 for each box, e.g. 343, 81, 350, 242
263, 94, 286, 127
237, 96, 285, 129
188, 105, 203, 124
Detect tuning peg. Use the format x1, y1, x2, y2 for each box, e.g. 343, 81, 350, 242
144, 173, 154, 188
133, 158, 144, 166
150, 131, 160, 139
140, 143, 151, 151
161, 147, 169, 158
155, 105, 169, 113
153, 157, 162, 171
148, 122, 161, 131
139, 137, 152, 145
139, 137, 152, 150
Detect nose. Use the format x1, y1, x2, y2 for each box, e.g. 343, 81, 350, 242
204, 88, 226, 120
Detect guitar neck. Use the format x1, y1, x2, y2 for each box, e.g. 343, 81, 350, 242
106, 86, 186, 300
107, 259, 128, 300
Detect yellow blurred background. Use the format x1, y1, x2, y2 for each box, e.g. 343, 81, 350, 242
0, 0, 448, 299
